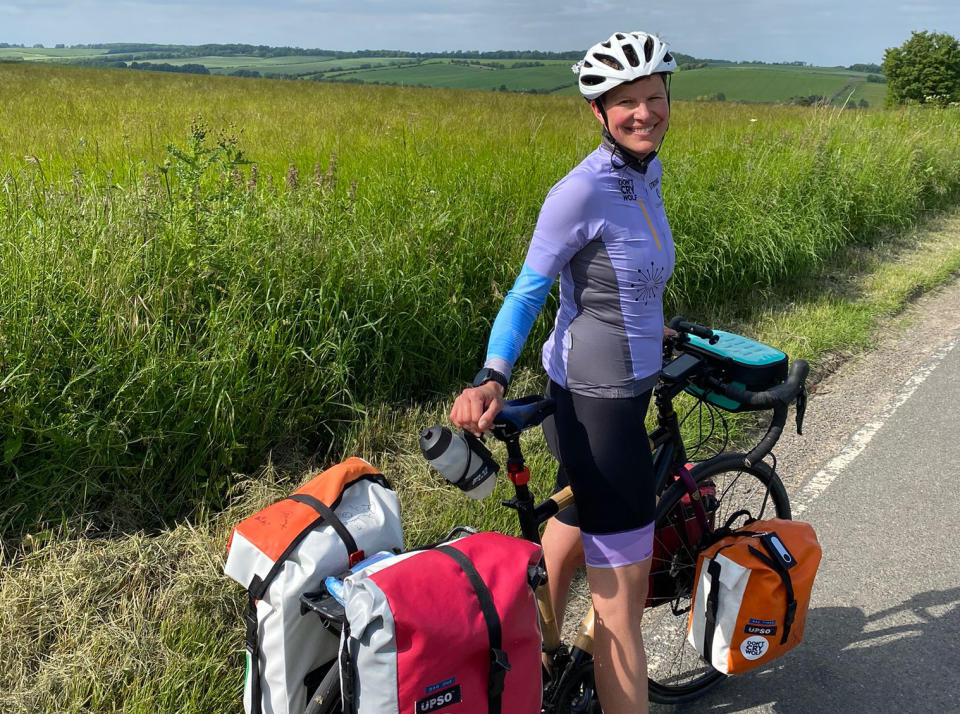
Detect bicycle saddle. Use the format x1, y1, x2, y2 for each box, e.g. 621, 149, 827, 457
493, 396, 556, 434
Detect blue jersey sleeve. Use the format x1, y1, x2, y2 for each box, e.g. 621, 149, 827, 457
484, 263, 554, 379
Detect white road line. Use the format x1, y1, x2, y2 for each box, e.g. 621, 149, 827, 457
791, 335, 960, 518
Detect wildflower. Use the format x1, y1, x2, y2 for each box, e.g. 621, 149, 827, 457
323, 154, 338, 192
247, 164, 258, 193
286, 163, 299, 191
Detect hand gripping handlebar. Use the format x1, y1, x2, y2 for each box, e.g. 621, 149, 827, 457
704, 359, 810, 467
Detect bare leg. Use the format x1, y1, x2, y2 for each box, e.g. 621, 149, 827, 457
586, 558, 652, 714
540, 518, 585, 629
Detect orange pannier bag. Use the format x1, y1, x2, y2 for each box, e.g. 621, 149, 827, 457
687, 518, 821, 674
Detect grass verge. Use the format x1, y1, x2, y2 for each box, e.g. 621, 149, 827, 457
3, 210, 960, 713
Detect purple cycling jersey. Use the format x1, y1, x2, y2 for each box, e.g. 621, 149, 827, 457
485, 142, 675, 396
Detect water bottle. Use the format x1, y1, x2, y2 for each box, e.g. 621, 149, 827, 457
419, 425, 499, 499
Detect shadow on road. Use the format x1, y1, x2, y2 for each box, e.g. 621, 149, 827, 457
656, 587, 960, 713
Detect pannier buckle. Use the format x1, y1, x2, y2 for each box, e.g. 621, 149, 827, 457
488, 647, 511, 697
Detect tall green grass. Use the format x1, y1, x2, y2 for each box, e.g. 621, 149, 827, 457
2, 63, 959, 538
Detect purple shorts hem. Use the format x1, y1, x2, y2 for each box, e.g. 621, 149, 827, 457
581, 522, 655, 568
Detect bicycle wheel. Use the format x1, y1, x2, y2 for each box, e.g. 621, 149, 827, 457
304, 662, 341, 714
554, 660, 601, 714
644, 453, 790, 704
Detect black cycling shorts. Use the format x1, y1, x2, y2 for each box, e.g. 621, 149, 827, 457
542, 380, 657, 565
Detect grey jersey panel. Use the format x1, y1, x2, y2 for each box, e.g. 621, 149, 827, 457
566, 240, 638, 396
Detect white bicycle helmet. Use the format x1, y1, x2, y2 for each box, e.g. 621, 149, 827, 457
573, 31, 676, 101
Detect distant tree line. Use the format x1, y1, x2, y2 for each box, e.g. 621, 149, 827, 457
448, 59, 546, 69
62, 57, 213, 75
128, 62, 210, 74
64, 42, 586, 61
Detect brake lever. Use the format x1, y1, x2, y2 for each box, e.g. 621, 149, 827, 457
795, 386, 808, 436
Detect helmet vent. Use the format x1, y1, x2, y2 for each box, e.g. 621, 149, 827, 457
664, 52, 673, 63
580, 74, 605, 86
615, 33, 626, 40
643, 36, 655, 63
601, 41, 611, 48
623, 44, 640, 67
594, 53, 623, 70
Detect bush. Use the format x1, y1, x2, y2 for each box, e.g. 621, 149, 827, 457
883, 31, 960, 105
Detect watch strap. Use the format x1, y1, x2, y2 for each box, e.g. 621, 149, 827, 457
472, 367, 509, 394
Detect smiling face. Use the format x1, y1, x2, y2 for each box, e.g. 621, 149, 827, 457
591, 74, 670, 158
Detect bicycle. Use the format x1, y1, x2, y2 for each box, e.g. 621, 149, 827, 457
299, 318, 809, 713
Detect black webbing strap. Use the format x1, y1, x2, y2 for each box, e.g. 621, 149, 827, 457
246, 586, 264, 714
436, 545, 510, 714
748, 544, 797, 645
287, 493, 363, 564
340, 621, 358, 714
702, 543, 735, 666
249, 495, 363, 601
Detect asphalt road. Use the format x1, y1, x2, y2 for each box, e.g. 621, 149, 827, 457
663, 280, 960, 713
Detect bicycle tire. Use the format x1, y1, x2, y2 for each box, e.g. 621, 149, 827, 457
644, 453, 790, 705
303, 663, 341, 714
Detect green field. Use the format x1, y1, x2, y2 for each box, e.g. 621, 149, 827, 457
0, 47, 107, 60
842, 80, 888, 106
671, 66, 877, 103
130, 55, 416, 76
2, 45, 892, 104
325, 60, 575, 91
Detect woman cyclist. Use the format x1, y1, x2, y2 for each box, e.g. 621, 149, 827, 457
450, 31, 677, 714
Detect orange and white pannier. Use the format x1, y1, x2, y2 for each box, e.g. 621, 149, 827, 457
687, 518, 821, 674
224, 457, 403, 714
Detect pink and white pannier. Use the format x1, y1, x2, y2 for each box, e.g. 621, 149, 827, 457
339, 531, 544, 714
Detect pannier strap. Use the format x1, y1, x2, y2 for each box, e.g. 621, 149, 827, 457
702, 550, 727, 666
702, 542, 739, 665
246, 587, 265, 714
436, 545, 511, 714
287, 493, 365, 566
748, 544, 797, 645
248, 495, 365, 601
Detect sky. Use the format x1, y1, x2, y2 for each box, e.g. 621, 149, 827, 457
2, 0, 959, 66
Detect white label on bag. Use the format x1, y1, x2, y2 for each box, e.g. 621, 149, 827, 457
740, 635, 769, 660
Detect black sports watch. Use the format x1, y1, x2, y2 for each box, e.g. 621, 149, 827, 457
472, 367, 508, 394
